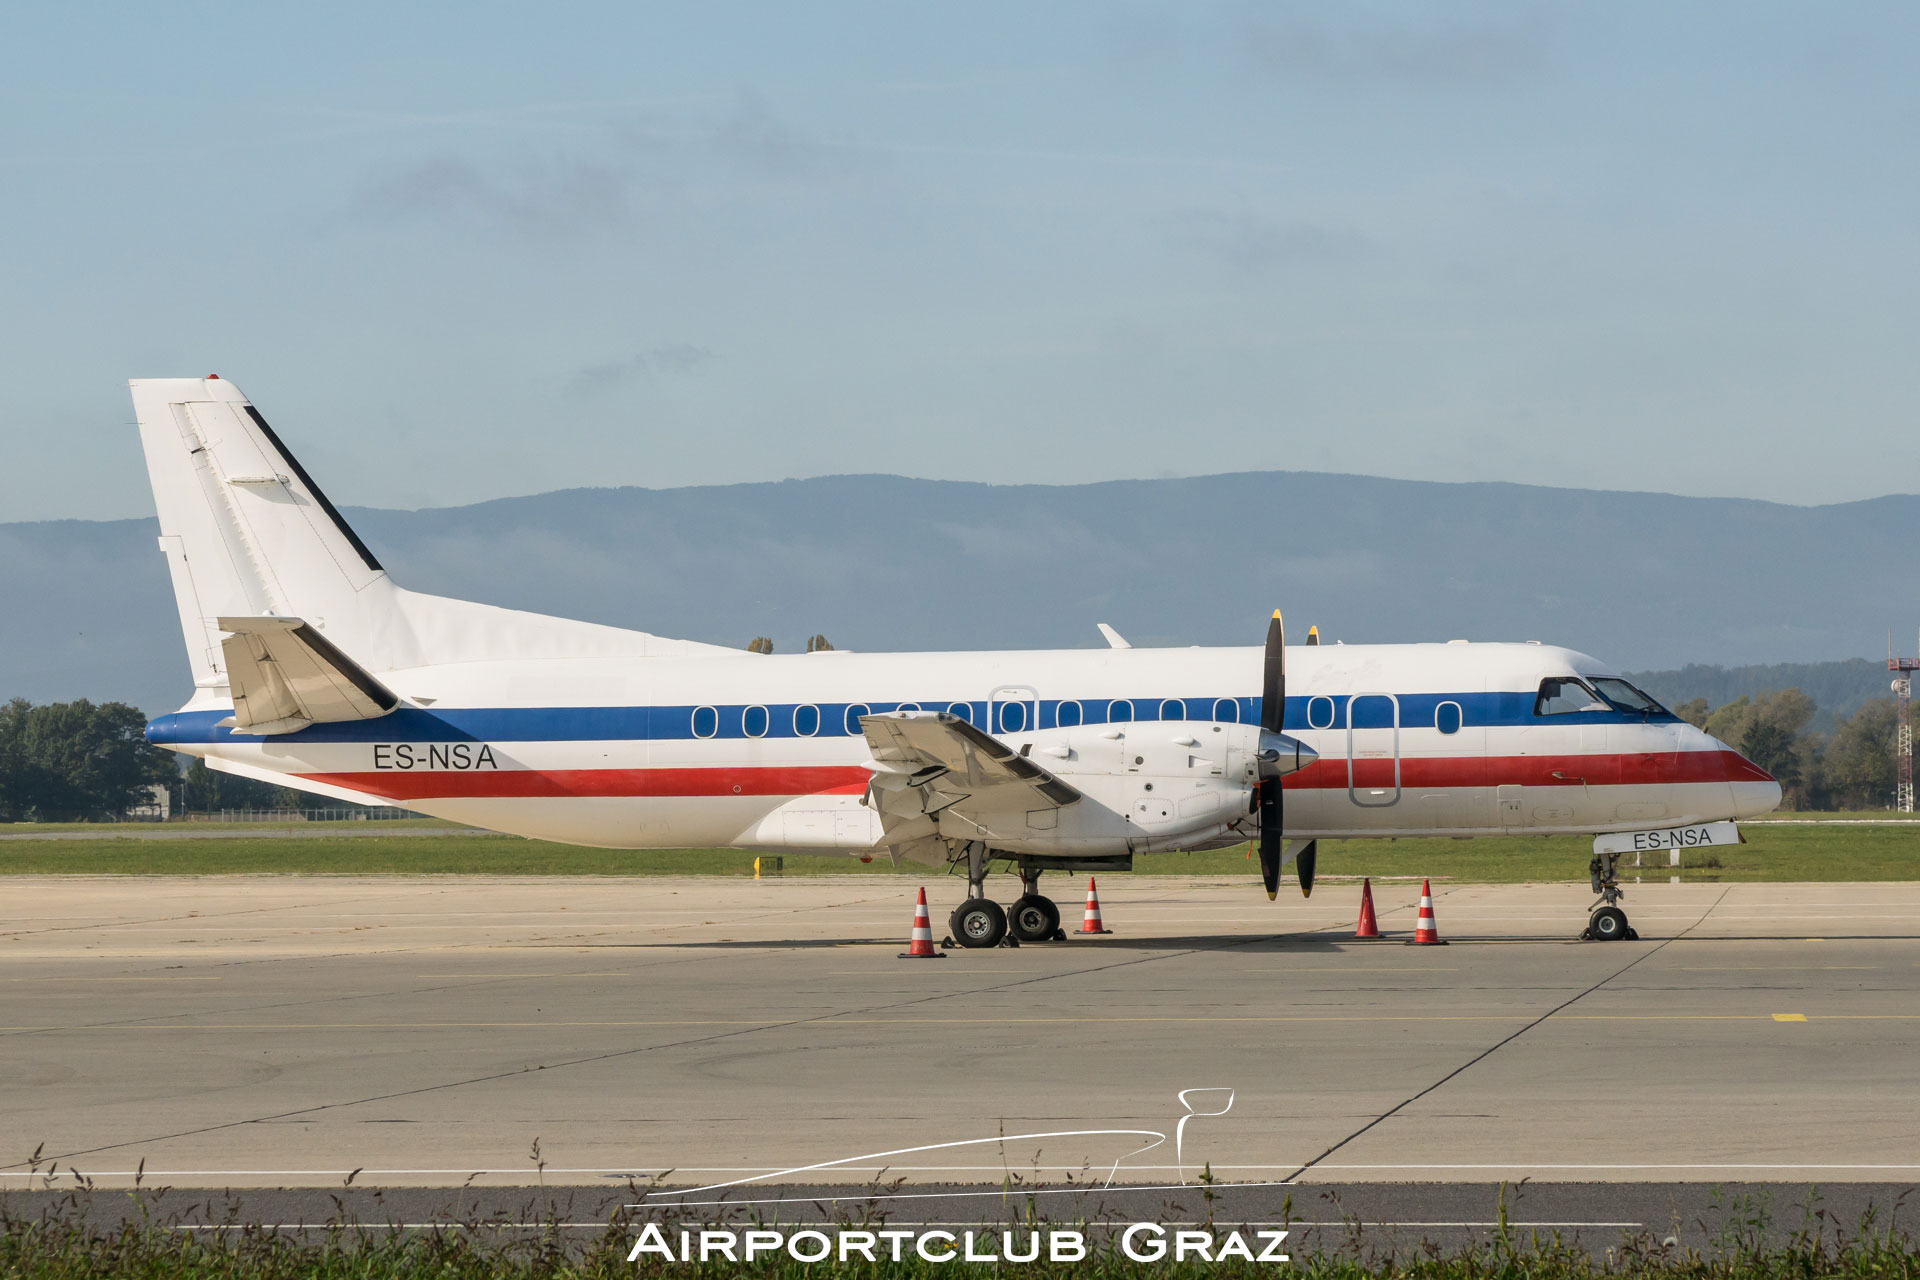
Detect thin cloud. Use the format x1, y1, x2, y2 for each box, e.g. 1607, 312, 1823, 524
1243, 15, 1544, 86
567, 346, 719, 398
352, 154, 640, 236
1167, 209, 1370, 275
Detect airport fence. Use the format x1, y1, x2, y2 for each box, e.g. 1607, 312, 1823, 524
185, 807, 419, 823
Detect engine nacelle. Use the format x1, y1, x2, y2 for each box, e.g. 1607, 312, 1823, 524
987, 720, 1315, 855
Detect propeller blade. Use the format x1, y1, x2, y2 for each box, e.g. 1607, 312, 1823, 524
1258, 782, 1281, 899
1261, 610, 1286, 733
1296, 839, 1317, 898
1258, 610, 1287, 899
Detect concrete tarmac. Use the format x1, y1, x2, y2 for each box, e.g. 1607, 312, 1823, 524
3, 875, 1918, 1190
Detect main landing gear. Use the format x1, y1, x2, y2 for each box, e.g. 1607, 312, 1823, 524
947, 845, 1065, 949
1582, 850, 1640, 942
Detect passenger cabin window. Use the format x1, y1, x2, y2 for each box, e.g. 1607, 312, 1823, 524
1212, 698, 1239, 723
793, 704, 820, 736
1435, 701, 1462, 735
947, 702, 973, 724
1108, 699, 1134, 724
1160, 698, 1185, 722
691, 706, 719, 738
1055, 700, 1083, 728
1307, 696, 1335, 729
1590, 678, 1669, 716
743, 705, 769, 738
1534, 677, 1609, 716
997, 701, 1027, 733
843, 703, 869, 735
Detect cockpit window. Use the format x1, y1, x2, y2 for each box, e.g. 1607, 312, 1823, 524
1534, 677, 1609, 715
1590, 677, 1669, 716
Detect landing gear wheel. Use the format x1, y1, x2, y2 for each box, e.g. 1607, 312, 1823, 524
1008, 895, 1060, 942
951, 898, 1008, 949
1587, 905, 1631, 942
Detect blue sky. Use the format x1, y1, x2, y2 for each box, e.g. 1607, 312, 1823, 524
3, 2, 1915, 520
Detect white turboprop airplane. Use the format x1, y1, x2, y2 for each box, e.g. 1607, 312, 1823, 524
133, 376, 1780, 947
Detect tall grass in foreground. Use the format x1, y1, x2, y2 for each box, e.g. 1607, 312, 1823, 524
3, 1189, 1917, 1280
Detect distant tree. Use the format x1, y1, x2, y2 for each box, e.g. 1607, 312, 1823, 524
0, 698, 174, 821
1821, 699, 1897, 810
746, 637, 774, 654
1706, 689, 1816, 805
805, 634, 834, 653
1674, 697, 1710, 729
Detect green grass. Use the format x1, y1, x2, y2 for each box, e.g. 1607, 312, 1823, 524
2, 1202, 1918, 1280
0, 816, 460, 834
0, 820, 1914, 880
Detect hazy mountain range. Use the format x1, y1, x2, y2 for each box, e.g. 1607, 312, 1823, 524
3, 470, 1915, 717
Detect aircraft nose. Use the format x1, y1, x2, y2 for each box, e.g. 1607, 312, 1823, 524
1716, 738, 1783, 817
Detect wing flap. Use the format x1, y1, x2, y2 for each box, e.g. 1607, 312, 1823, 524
218, 616, 399, 734
861, 711, 1081, 809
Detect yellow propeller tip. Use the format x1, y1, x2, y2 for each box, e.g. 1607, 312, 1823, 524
1266, 890, 1278, 901
1301, 887, 1313, 899
1271, 609, 1282, 620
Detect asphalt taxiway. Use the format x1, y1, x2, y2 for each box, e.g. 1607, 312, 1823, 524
3, 875, 1917, 1190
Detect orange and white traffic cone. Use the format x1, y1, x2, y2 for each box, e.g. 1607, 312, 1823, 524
1076, 876, 1111, 934
1355, 877, 1380, 939
898, 887, 945, 959
1408, 878, 1446, 945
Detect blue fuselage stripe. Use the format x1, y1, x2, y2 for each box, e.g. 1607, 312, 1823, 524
146, 693, 1679, 746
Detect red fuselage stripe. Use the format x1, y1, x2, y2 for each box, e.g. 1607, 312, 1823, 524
302, 750, 1766, 802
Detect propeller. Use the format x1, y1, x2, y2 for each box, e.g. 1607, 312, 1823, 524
1296, 839, 1317, 898
1257, 611, 1286, 899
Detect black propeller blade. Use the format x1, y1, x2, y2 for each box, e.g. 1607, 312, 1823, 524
1296, 838, 1317, 898
1258, 610, 1285, 900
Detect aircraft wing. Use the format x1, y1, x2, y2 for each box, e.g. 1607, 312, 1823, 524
860, 711, 1081, 838
218, 616, 400, 734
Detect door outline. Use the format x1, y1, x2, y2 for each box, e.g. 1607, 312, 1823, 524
989, 685, 1039, 736
1346, 692, 1401, 807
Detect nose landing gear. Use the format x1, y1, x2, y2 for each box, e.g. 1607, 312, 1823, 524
1583, 851, 1640, 941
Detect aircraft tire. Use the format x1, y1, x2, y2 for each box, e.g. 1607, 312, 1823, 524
951, 899, 1008, 949
1589, 906, 1630, 941
1008, 895, 1060, 942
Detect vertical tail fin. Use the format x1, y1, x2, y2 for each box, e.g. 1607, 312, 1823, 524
132, 375, 732, 700
132, 375, 395, 691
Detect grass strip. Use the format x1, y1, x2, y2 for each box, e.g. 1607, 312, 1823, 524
0, 820, 1913, 880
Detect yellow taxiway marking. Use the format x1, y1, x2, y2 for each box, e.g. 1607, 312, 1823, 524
10, 1013, 1914, 1031
0, 976, 220, 983
1676, 966, 1877, 971
415, 972, 630, 979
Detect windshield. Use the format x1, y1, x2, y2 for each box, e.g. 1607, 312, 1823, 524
1534, 676, 1610, 715
1590, 677, 1669, 715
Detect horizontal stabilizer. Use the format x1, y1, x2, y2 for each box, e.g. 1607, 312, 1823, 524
218, 616, 398, 734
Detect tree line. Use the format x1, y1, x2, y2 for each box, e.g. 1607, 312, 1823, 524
1, 687, 1904, 821
0, 698, 299, 822
1674, 690, 1896, 811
